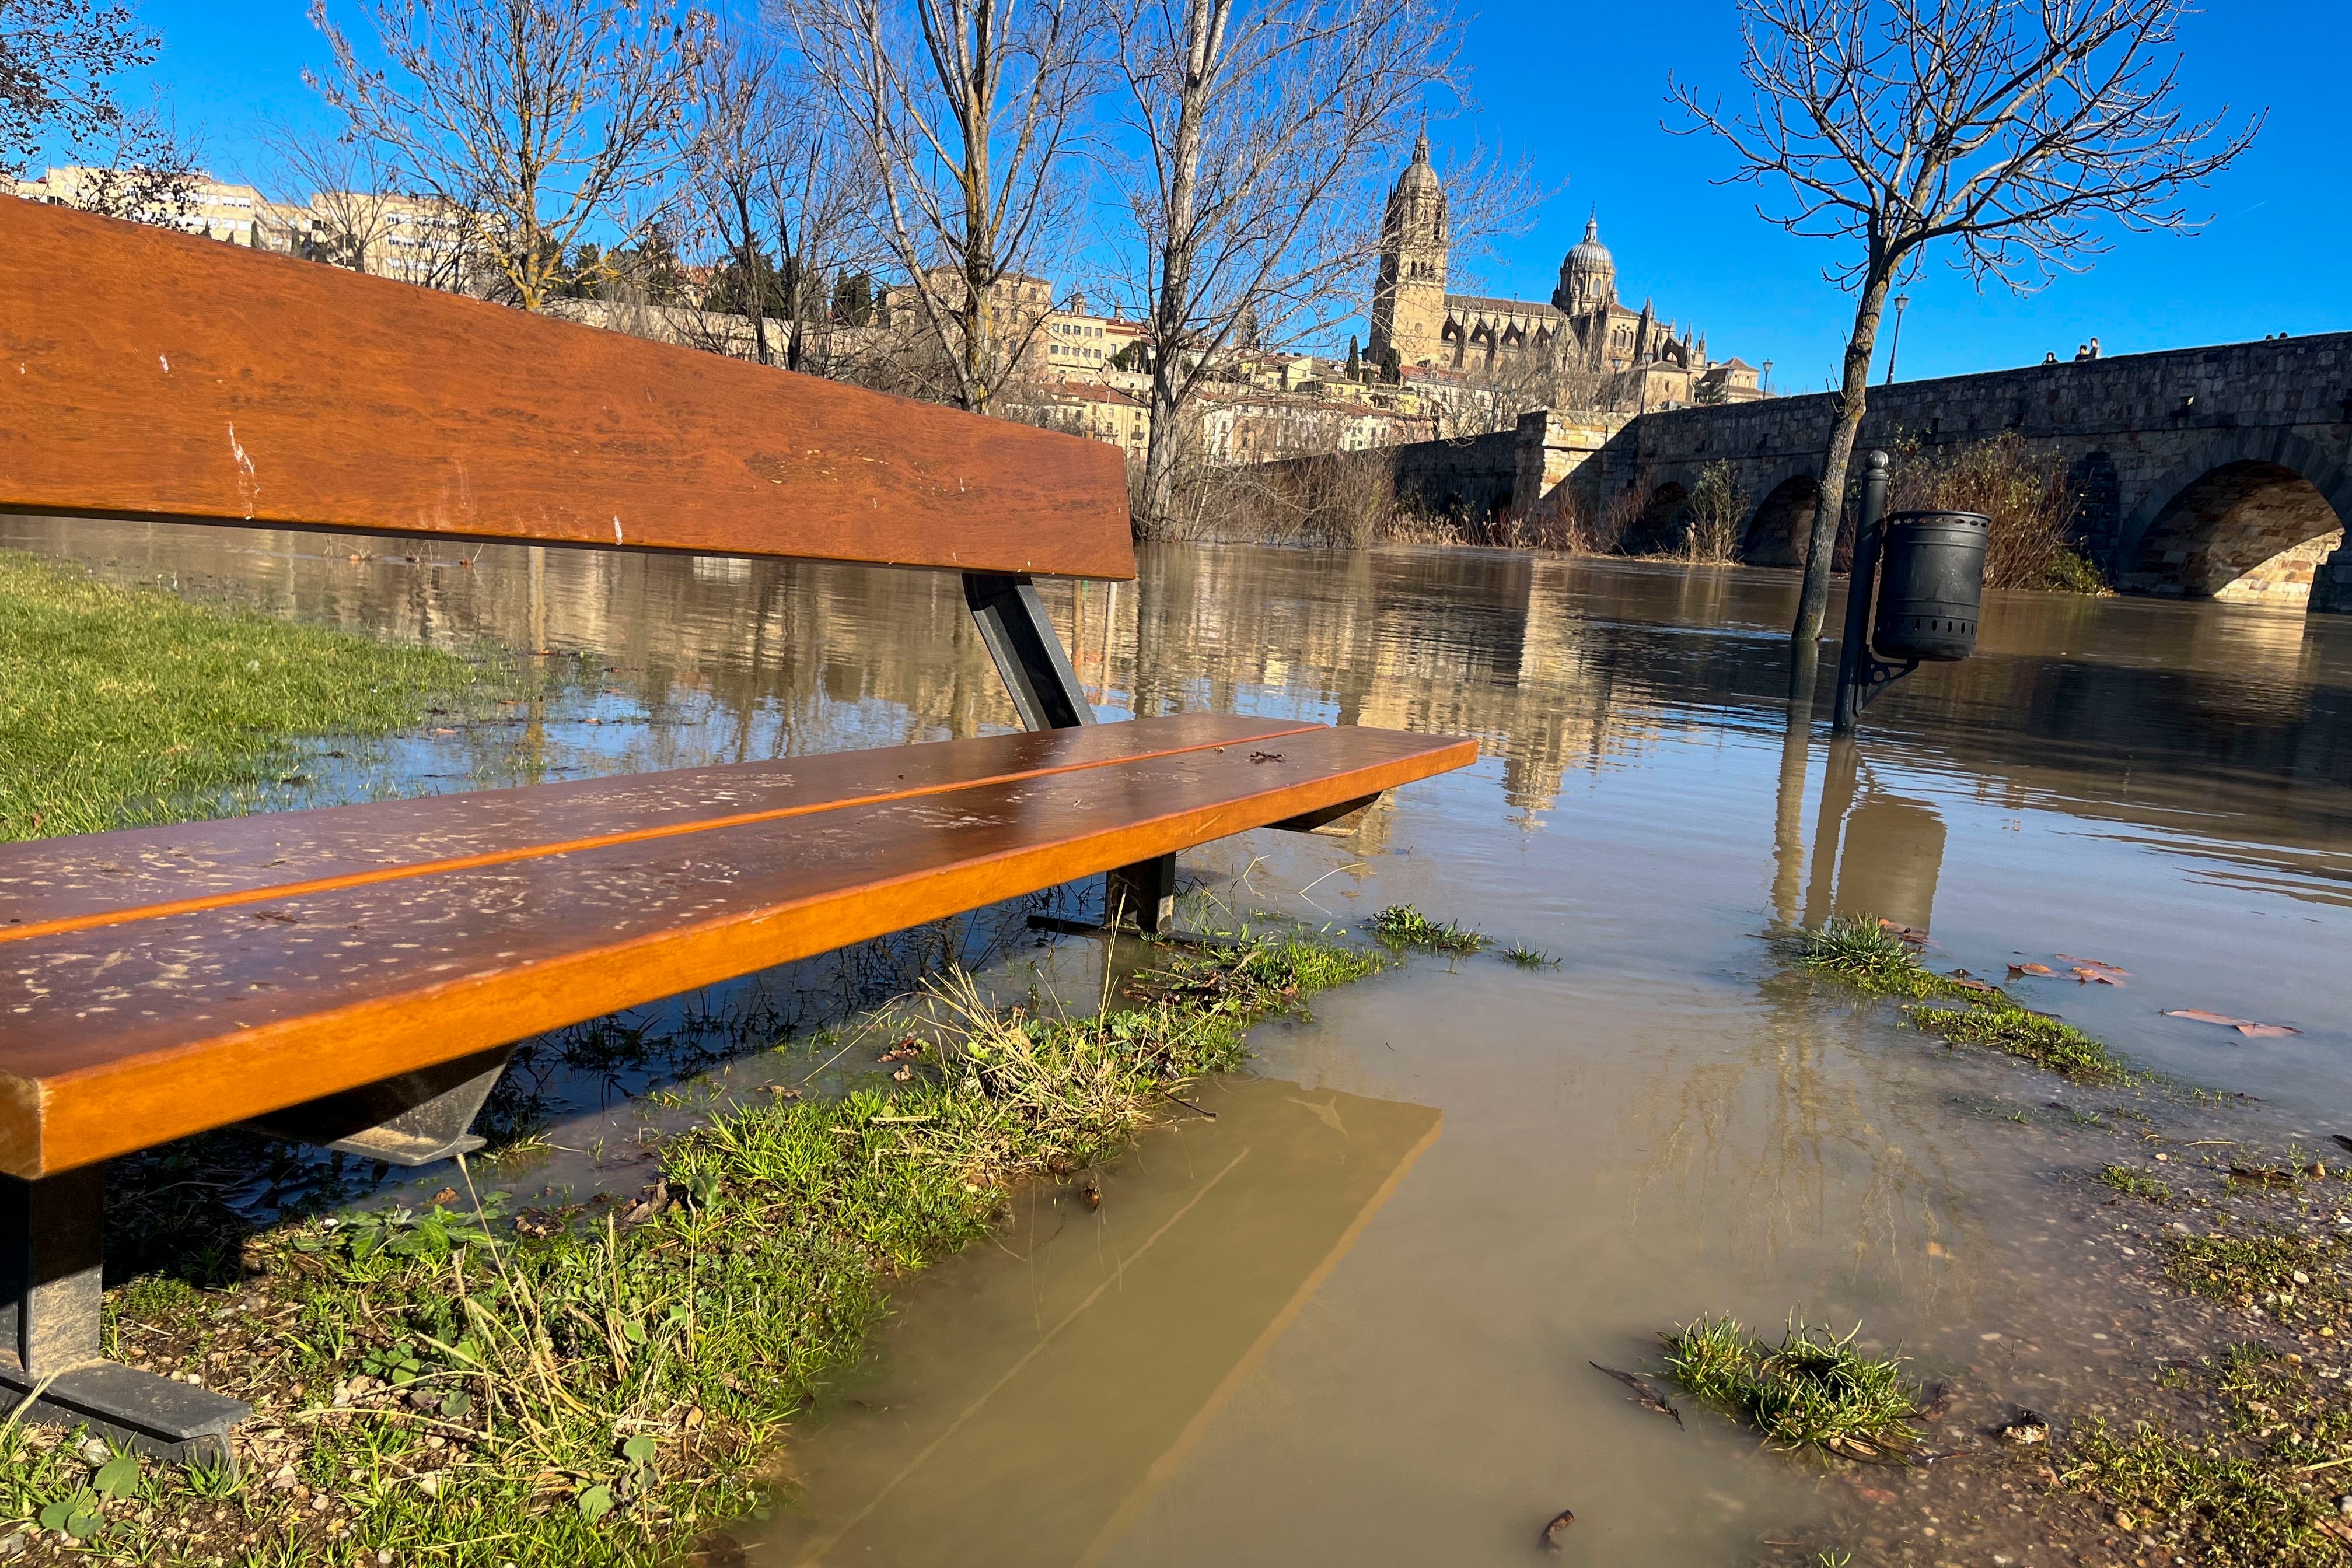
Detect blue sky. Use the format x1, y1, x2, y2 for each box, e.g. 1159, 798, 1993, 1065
118, 0, 2348, 390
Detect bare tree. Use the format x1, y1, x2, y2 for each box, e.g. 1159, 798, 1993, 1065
675, 27, 878, 370
257, 121, 474, 287
1670, 0, 2260, 652
308, 0, 711, 312
1103, 0, 1494, 533
775, 0, 1095, 412
4, 1, 203, 215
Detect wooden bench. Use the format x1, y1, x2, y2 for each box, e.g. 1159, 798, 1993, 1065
0, 198, 1474, 1460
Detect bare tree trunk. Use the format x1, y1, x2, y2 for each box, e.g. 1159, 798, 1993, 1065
1792, 269, 1892, 646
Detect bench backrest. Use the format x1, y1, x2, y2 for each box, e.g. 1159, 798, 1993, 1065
0, 200, 1134, 581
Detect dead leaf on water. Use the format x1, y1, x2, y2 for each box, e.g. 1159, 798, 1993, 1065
2070, 967, 2124, 986
2008, 962, 2054, 977
2058, 955, 2129, 976
2164, 1009, 2301, 1037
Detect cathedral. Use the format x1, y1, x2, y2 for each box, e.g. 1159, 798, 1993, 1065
1367, 135, 1763, 408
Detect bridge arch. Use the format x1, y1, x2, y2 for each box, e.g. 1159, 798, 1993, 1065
2118, 429, 2352, 605
1741, 467, 1820, 568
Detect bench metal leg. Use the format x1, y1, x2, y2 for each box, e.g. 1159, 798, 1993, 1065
0, 1170, 249, 1464
244, 1043, 515, 1167
1105, 853, 1177, 935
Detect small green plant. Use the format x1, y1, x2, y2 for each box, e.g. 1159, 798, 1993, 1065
1661, 1315, 1923, 1457
1501, 942, 1558, 969
1795, 915, 1954, 998
2098, 1164, 2174, 1203
1371, 904, 1487, 954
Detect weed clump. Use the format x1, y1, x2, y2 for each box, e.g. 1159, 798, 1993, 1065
1372, 904, 1487, 954
1502, 941, 1558, 969
1661, 1315, 1924, 1458
1796, 915, 1958, 998
2097, 1164, 2175, 1203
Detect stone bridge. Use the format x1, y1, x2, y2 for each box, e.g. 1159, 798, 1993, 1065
1507, 331, 2352, 610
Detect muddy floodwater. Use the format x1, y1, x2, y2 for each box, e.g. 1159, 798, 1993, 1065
9, 518, 2351, 1565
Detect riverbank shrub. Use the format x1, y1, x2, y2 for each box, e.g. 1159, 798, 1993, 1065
0, 551, 508, 840
8, 928, 1384, 1565
1886, 430, 2112, 593
1661, 1315, 1924, 1457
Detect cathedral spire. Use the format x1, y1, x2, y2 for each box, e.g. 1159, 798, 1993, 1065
1413, 116, 1430, 166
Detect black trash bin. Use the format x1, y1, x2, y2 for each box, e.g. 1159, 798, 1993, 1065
1872, 509, 1989, 662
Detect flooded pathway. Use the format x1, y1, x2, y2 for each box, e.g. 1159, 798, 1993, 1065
8, 519, 2349, 1564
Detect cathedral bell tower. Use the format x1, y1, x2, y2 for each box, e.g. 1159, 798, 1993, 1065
1368, 128, 1448, 369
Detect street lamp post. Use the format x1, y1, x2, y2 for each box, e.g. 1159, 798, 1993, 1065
1884, 295, 1911, 386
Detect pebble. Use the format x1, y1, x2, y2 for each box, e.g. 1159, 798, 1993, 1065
2339, 1495, 2352, 1518
79, 1437, 109, 1465
0, 1532, 22, 1558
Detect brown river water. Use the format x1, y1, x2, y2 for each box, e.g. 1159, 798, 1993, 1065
7, 518, 2351, 1566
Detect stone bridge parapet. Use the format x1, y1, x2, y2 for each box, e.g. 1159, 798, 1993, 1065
1530, 332, 2352, 609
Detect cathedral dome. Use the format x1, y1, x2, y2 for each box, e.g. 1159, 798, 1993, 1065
1553, 212, 1616, 313
1565, 214, 1613, 281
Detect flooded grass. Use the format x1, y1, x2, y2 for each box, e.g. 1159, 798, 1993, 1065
20, 929, 1383, 1566
0, 551, 512, 839
2060, 1346, 2352, 1568
2098, 1163, 2177, 1203
1501, 941, 1559, 969
1372, 903, 1488, 954
1794, 915, 2131, 1083
1659, 1316, 1924, 1459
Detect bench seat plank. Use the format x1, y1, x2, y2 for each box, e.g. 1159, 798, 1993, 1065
0, 712, 1317, 940
0, 720, 1474, 1178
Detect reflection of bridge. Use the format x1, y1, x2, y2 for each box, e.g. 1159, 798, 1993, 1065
1593, 332, 2352, 611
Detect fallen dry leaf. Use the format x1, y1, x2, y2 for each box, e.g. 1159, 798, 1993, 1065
2164, 1009, 2301, 1037
1947, 974, 2001, 993
2070, 967, 2124, 986
1878, 919, 1929, 948
2008, 962, 2054, 977
2058, 954, 2129, 976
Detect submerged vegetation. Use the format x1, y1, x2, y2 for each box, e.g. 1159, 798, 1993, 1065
1372, 903, 1488, 954
1795, 915, 2129, 1084
1661, 1315, 1924, 1458
6, 928, 1384, 1564
0, 551, 510, 840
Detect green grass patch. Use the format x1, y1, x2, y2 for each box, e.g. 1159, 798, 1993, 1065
2098, 1164, 2175, 1203
2060, 1346, 2352, 1567
1501, 941, 1558, 969
1907, 1003, 2130, 1083
1372, 904, 1487, 954
0, 551, 508, 839
2167, 1231, 2343, 1324
1794, 915, 2131, 1084
16, 928, 1383, 1565
1660, 1315, 1923, 1458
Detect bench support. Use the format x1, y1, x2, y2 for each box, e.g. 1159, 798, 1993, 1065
966, 570, 1184, 929
244, 1044, 515, 1167
0, 1171, 249, 1464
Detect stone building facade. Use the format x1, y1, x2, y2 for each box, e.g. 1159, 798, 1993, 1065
1365, 139, 1763, 410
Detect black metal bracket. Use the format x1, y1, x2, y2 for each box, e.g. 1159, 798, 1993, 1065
1849, 650, 1920, 716
243, 1044, 515, 1167
0, 1170, 249, 1465
962, 573, 1095, 730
